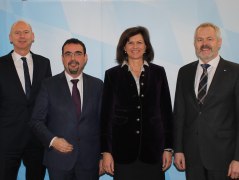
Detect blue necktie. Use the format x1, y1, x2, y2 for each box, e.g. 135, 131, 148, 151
21, 57, 31, 99
198, 64, 210, 105
71, 79, 81, 117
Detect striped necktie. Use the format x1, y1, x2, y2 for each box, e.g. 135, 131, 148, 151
197, 64, 210, 105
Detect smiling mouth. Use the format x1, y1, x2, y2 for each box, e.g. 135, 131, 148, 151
68, 60, 79, 66
18, 40, 26, 44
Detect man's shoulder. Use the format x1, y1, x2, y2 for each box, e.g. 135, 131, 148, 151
175, 60, 197, 75
31, 52, 50, 62
83, 73, 103, 85
42, 72, 64, 84
0, 52, 12, 61
181, 60, 198, 69
220, 58, 239, 69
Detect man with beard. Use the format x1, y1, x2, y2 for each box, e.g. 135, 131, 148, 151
173, 22, 239, 180
29, 38, 104, 180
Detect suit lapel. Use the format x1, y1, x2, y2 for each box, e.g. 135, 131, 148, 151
7, 52, 27, 99
203, 58, 226, 105
31, 53, 39, 92
189, 61, 199, 105
59, 72, 79, 120
81, 73, 88, 119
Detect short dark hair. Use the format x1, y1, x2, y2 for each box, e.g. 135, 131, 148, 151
62, 38, 86, 55
116, 26, 154, 64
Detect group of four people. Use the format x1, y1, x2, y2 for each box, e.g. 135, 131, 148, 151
0, 20, 239, 180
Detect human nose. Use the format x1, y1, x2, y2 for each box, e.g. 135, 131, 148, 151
19, 32, 25, 38
70, 53, 77, 59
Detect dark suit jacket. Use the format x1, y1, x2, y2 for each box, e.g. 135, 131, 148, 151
174, 57, 239, 170
0, 51, 52, 152
101, 63, 173, 164
30, 72, 103, 171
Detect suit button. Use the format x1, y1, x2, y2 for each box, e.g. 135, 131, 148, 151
136, 118, 140, 122
141, 83, 144, 86
136, 130, 140, 134
137, 106, 140, 109
141, 94, 144, 98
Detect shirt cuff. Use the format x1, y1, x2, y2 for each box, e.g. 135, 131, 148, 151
49, 136, 57, 148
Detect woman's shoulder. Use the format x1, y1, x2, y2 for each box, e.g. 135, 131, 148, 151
148, 62, 165, 71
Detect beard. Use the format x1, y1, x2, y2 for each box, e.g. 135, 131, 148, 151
67, 60, 86, 75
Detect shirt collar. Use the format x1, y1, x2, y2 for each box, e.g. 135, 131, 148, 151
199, 55, 220, 68
65, 71, 83, 83
12, 51, 31, 61
121, 60, 149, 71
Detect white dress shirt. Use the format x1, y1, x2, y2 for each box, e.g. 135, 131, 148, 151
12, 51, 33, 93
194, 55, 220, 96
64, 71, 83, 109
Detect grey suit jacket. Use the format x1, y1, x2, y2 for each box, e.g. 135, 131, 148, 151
30, 72, 103, 170
174, 57, 239, 170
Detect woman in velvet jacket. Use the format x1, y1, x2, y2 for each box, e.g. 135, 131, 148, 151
101, 26, 173, 180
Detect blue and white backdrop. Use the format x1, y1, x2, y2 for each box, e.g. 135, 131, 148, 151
1, 0, 239, 179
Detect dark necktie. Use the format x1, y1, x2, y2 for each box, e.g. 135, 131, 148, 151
21, 57, 31, 99
197, 64, 210, 105
71, 79, 81, 117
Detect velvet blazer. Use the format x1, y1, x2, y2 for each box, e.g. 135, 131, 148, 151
101, 63, 173, 164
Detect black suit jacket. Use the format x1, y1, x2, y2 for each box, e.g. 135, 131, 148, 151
30, 72, 103, 170
0, 51, 52, 152
101, 63, 173, 164
174, 57, 239, 170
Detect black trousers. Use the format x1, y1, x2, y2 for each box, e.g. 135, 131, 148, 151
185, 139, 231, 180
186, 166, 231, 180
114, 160, 165, 180
48, 166, 99, 180
0, 147, 45, 180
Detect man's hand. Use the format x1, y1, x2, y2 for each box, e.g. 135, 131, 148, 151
228, 160, 239, 179
174, 152, 186, 171
51, 137, 73, 153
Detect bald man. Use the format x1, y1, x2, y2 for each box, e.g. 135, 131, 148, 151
0, 20, 52, 180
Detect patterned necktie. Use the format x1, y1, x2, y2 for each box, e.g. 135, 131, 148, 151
197, 64, 210, 105
71, 79, 81, 117
21, 57, 31, 99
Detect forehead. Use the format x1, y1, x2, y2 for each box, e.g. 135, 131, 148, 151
196, 27, 216, 37
128, 33, 144, 41
12, 22, 31, 32
63, 43, 83, 52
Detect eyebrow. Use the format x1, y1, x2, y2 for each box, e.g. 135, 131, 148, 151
64, 50, 83, 53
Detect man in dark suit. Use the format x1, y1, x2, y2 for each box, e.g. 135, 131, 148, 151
29, 38, 104, 180
173, 22, 239, 180
0, 20, 52, 180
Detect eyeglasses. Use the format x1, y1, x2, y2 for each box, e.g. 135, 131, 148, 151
63, 51, 83, 58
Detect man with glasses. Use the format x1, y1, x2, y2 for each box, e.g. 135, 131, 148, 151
29, 38, 104, 180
